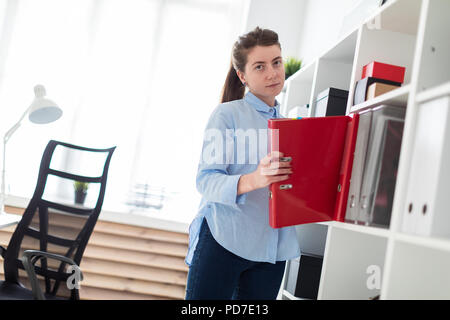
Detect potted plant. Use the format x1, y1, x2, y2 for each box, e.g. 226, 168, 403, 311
284, 57, 302, 80
74, 181, 89, 205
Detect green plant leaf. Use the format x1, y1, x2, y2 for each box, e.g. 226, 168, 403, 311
284, 57, 302, 80
74, 181, 89, 192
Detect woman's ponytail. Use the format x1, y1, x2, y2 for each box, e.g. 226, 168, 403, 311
221, 62, 245, 103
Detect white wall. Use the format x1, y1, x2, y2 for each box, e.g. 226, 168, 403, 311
244, 0, 307, 59
245, 0, 363, 64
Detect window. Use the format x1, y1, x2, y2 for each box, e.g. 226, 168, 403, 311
0, 0, 247, 224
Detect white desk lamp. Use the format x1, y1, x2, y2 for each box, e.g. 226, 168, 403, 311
0, 85, 62, 225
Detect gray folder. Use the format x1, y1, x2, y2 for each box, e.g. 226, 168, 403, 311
345, 109, 373, 223
358, 105, 405, 227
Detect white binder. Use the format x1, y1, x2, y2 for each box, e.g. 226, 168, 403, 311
403, 94, 450, 237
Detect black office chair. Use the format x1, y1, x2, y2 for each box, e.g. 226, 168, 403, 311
0, 140, 115, 299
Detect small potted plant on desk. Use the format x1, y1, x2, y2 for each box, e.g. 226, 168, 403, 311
74, 181, 89, 205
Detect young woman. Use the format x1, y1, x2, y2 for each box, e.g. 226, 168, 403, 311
185, 27, 301, 300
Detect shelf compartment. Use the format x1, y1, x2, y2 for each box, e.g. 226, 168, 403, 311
350, 84, 410, 113
295, 223, 328, 257
340, 0, 421, 41
318, 227, 388, 299
281, 60, 317, 117
384, 239, 450, 299
287, 30, 358, 118
415, 0, 450, 92
347, 11, 418, 110
310, 59, 353, 117
365, 0, 422, 36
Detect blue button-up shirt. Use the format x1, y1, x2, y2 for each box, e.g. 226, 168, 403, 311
185, 91, 301, 266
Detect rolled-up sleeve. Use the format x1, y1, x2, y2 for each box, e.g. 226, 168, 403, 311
196, 170, 247, 205
195, 106, 248, 205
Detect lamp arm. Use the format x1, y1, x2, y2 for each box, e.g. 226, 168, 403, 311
3, 105, 31, 143
1, 105, 31, 212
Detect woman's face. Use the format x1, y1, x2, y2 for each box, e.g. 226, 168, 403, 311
237, 45, 285, 107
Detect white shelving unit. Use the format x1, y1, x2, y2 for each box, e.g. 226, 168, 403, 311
279, 0, 450, 300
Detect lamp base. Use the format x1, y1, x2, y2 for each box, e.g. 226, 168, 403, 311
0, 211, 21, 228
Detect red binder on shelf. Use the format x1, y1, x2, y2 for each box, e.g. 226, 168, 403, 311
268, 114, 360, 228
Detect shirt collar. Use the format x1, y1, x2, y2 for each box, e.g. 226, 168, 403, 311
244, 91, 280, 117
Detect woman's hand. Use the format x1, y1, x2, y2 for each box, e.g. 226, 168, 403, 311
237, 151, 292, 195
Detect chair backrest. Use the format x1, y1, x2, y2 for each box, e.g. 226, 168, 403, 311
3, 140, 115, 299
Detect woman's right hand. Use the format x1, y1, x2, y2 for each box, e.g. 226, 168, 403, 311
253, 151, 293, 188
237, 151, 292, 195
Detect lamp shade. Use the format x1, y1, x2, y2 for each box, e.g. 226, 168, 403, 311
28, 85, 63, 124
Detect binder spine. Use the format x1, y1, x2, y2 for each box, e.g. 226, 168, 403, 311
268, 120, 279, 228
268, 120, 293, 228
345, 110, 373, 223
333, 113, 359, 222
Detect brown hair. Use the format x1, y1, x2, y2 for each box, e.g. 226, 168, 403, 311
220, 27, 281, 103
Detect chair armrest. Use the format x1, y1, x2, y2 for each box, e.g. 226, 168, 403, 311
21, 250, 84, 300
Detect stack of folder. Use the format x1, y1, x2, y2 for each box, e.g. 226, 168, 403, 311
345, 105, 405, 227
268, 105, 405, 229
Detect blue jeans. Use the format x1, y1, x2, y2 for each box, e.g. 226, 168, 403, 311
185, 218, 286, 300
